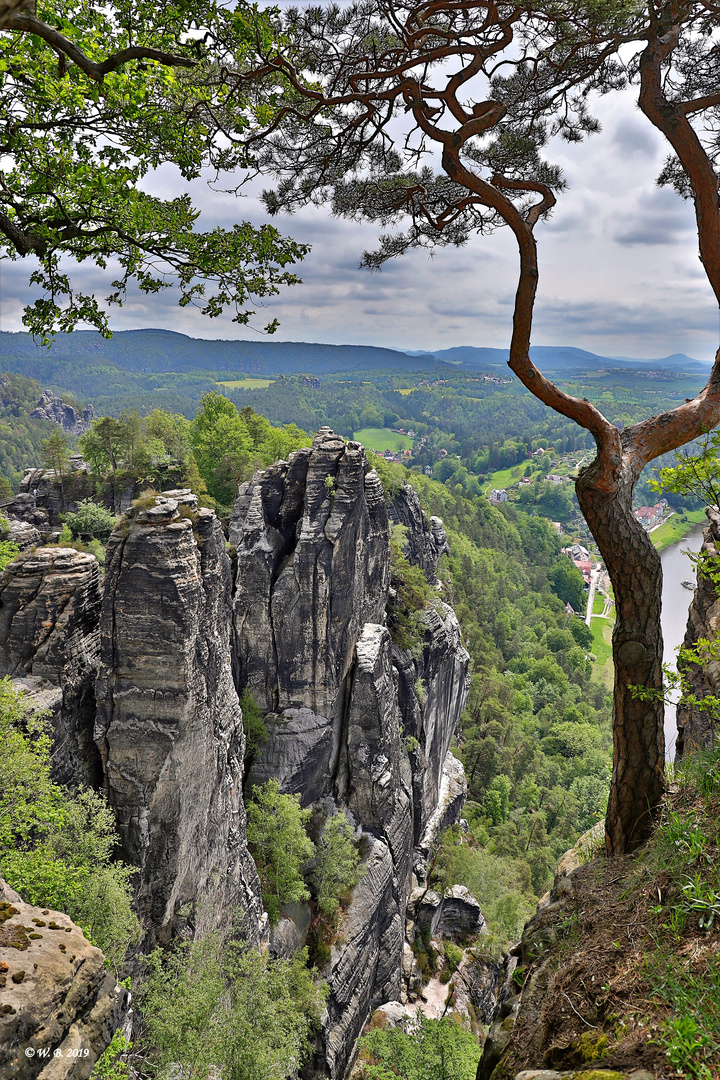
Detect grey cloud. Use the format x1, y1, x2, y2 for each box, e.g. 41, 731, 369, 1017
613, 186, 695, 246
612, 118, 662, 160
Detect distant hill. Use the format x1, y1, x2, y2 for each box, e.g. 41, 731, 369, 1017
0, 329, 710, 384
408, 344, 711, 373
0, 328, 447, 382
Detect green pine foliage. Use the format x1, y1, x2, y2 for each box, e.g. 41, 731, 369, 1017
313, 811, 365, 916
246, 779, 315, 923
240, 689, 269, 761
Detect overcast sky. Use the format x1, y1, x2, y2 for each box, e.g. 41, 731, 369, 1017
1, 80, 717, 361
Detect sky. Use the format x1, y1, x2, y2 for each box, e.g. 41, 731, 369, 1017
1, 78, 718, 361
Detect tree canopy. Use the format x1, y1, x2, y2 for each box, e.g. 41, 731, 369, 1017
0, 0, 307, 338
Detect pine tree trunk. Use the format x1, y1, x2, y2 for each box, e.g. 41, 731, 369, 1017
576, 461, 665, 854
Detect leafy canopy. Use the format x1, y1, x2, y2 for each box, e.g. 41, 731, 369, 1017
139, 933, 327, 1080
0, 677, 140, 969
246, 778, 315, 923
358, 1014, 482, 1080
0, 0, 307, 338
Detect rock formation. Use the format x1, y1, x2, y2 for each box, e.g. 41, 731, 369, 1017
0, 547, 102, 787
388, 481, 449, 584
0, 428, 474, 1078
231, 430, 470, 1077
30, 390, 94, 435
94, 495, 265, 944
0, 878, 129, 1080
676, 507, 720, 756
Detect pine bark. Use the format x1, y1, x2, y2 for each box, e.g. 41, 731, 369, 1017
576, 460, 665, 852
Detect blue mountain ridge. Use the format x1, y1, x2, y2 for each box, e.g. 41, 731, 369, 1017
0, 328, 710, 378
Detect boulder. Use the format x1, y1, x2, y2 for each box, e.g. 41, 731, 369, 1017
0, 879, 129, 1080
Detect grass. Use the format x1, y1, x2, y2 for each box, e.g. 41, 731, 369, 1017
589, 591, 614, 689
354, 427, 414, 452
396, 388, 415, 396
482, 463, 527, 493
216, 377, 274, 389
494, 744, 720, 1080
651, 509, 707, 551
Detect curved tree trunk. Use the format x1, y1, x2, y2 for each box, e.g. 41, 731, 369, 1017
576, 458, 665, 853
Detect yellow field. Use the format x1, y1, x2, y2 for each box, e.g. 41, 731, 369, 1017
217, 377, 274, 389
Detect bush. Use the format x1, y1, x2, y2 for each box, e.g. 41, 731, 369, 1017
313, 810, 364, 916
246, 779, 314, 923
240, 689, 268, 760
357, 1015, 482, 1080
139, 935, 327, 1080
63, 499, 117, 538
0, 679, 140, 970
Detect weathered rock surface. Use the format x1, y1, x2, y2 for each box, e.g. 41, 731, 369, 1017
232, 429, 390, 732
19, 459, 93, 524
29, 390, 94, 435
324, 835, 405, 1077
5, 519, 42, 551
4, 493, 50, 531
387, 482, 449, 584
0, 879, 129, 1080
231, 432, 470, 1078
676, 507, 720, 756
94, 497, 264, 944
0, 547, 102, 786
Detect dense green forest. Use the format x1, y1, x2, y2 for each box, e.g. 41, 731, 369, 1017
372, 455, 611, 938
0, 355, 708, 523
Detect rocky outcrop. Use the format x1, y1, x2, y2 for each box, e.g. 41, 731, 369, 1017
30, 390, 94, 435
18, 459, 93, 525
388, 482, 449, 584
94, 496, 264, 944
231, 431, 470, 1078
231, 429, 390, 730
676, 507, 720, 756
0, 547, 102, 787
4, 519, 42, 551
0, 879, 129, 1080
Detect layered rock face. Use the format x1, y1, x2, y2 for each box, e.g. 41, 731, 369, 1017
30, 390, 94, 435
0, 879, 129, 1080
388, 482, 449, 584
676, 508, 720, 756
231, 431, 470, 1077
94, 496, 264, 943
0, 547, 102, 786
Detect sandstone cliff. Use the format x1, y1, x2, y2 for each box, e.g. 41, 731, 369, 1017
676, 506, 720, 756
0, 430, 473, 1079
231, 431, 470, 1077
0, 547, 102, 787
94, 495, 264, 944
29, 391, 94, 436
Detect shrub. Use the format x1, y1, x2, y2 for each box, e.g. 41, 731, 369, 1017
313, 810, 364, 916
0, 679, 140, 970
246, 779, 314, 924
138, 935, 327, 1080
63, 499, 117, 538
240, 689, 268, 761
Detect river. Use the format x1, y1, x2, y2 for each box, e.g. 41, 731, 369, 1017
660, 522, 706, 758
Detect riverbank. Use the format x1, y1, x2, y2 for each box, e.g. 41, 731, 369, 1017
650, 508, 707, 551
